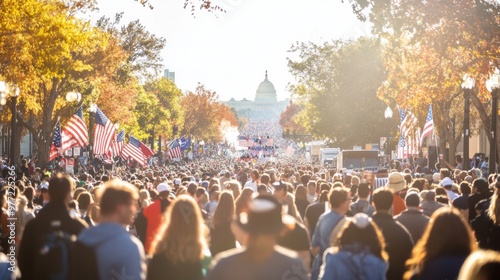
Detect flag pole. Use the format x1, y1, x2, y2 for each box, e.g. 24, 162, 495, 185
435, 133, 440, 165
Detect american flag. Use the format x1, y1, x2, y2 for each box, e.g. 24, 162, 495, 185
401, 110, 418, 138
49, 121, 62, 161
49, 120, 77, 161
168, 139, 183, 159
420, 105, 434, 143
111, 129, 125, 157
122, 136, 147, 165
63, 107, 88, 148
93, 107, 115, 156
140, 141, 154, 158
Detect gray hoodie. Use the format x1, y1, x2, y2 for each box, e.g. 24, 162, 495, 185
78, 222, 146, 280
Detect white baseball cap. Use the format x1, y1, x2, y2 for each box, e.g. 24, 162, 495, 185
156, 183, 171, 193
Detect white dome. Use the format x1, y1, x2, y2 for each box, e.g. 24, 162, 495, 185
255, 71, 277, 102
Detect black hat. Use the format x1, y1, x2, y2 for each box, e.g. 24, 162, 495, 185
236, 195, 294, 234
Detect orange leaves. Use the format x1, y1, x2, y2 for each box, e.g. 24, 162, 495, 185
181, 84, 237, 141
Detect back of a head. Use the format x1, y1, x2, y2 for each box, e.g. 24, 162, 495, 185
187, 183, 198, 196
357, 183, 370, 199
351, 175, 360, 186
405, 192, 420, 208
473, 178, 489, 194
440, 168, 450, 179
460, 182, 472, 195
372, 188, 393, 212
458, 250, 500, 280
319, 190, 329, 202
300, 174, 310, 186
320, 183, 330, 193
260, 174, 270, 185
213, 191, 235, 226
411, 178, 425, 192
329, 187, 348, 209
295, 185, 307, 201
337, 213, 387, 261
48, 173, 73, 204
99, 179, 139, 216
404, 174, 413, 185
151, 195, 204, 262
77, 191, 93, 211
421, 207, 475, 261
435, 187, 447, 196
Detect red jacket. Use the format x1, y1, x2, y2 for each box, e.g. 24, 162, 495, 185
143, 199, 164, 253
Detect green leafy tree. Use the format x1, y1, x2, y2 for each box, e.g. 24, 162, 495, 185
345, 0, 500, 162
288, 37, 398, 149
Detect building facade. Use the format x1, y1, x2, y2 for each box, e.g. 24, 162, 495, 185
222, 71, 289, 119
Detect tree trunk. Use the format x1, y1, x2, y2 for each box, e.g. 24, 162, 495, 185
12, 124, 22, 166
17, 79, 59, 169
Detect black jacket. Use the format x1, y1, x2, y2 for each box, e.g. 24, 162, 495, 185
372, 212, 414, 280
18, 202, 87, 280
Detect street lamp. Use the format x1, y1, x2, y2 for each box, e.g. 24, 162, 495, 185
461, 75, 474, 171
384, 106, 393, 119
0, 81, 8, 106
9, 86, 20, 166
487, 70, 500, 175
65, 92, 81, 103
0, 82, 8, 157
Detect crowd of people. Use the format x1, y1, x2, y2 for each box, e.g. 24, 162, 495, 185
1, 127, 500, 279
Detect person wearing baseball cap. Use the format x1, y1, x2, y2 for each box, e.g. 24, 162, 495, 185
136, 182, 172, 254
441, 177, 459, 201
207, 195, 307, 280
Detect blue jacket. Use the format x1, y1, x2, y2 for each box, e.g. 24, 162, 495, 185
78, 222, 146, 280
319, 245, 387, 280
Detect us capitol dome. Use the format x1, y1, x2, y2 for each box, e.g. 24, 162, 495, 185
222, 71, 289, 120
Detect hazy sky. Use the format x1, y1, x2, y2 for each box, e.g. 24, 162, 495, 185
95, 0, 370, 101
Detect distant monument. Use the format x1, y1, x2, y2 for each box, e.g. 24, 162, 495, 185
222, 71, 289, 119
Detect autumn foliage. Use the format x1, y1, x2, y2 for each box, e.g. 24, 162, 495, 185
279, 101, 307, 135
181, 84, 238, 142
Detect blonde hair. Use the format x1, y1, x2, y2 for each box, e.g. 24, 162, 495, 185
150, 195, 206, 263
458, 250, 500, 280
488, 190, 500, 225
139, 189, 151, 209
224, 180, 242, 199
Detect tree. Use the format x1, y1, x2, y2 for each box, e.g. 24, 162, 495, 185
181, 84, 237, 142
97, 14, 166, 81
138, 77, 185, 148
0, 0, 126, 167
279, 101, 307, 135
288, 37, 398, 149
345, 0, 500, 163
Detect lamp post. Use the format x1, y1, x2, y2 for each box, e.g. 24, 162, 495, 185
0, 82, 8, 158
384, 106, 393, 157
487, 70, 500, 175
89, 104, 97, 159
461, 75, 474, 171
9, 86, 20, 166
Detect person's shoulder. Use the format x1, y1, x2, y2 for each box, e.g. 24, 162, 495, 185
274, 246, 301, 261
212, 247, 245, 263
